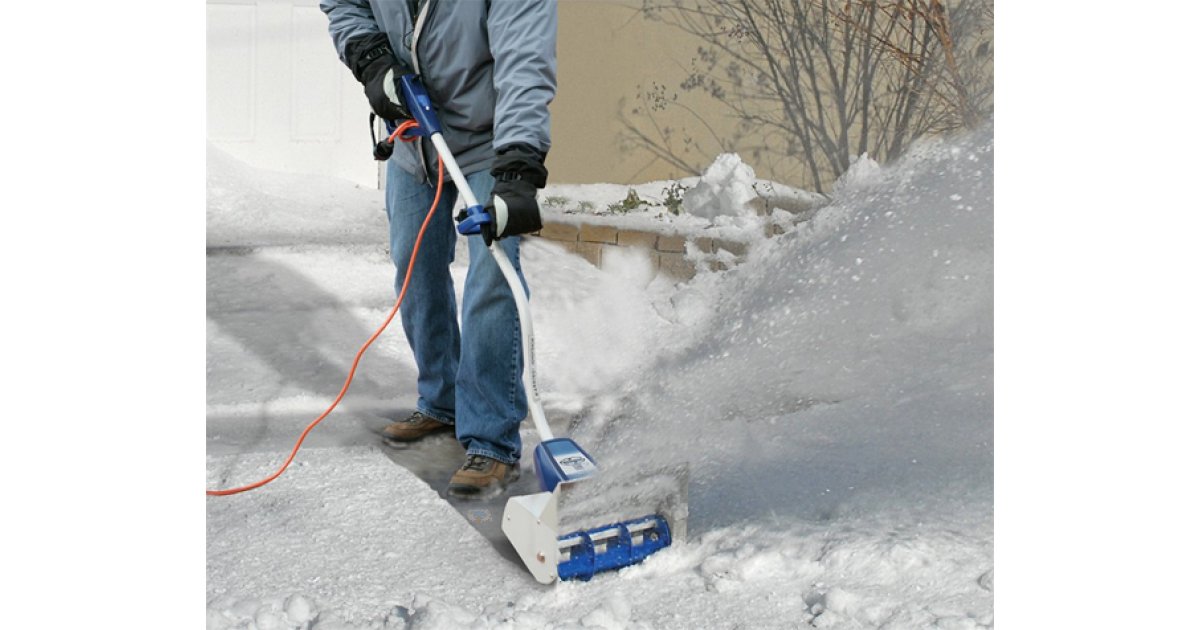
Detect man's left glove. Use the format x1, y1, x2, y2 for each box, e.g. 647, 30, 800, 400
345, 33, 412, 122
482, 144, 548, 246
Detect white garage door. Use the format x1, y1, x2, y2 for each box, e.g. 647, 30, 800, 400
207, 0, 379, 188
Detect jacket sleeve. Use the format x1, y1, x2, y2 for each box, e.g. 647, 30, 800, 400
319, 0, 381, 67
487, 0, 558, 155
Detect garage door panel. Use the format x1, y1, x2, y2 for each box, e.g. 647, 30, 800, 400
208, 0, 377, 188
207, 4, 256, 142
290, 6, 343, 141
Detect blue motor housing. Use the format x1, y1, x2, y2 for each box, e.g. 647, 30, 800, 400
533, 438, 598, 493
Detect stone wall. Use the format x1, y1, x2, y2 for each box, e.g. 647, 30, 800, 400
530, 221, 754, 281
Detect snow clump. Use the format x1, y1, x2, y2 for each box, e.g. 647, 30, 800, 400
682, 153, 760, 221
832, 151, 883, 194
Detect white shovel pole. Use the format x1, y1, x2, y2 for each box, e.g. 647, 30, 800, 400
427, 133, 554, 443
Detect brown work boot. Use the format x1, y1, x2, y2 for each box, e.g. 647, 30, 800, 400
447, 454, 519, 499
381, 411, 454, 447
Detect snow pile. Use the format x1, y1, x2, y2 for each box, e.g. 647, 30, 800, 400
681, 153, 760, 221
207, 144, 387, 248
536, 154, 827, 257
832, 152, 884, 195
206, 593, 316, 630
207, 122, 993, 628
567, 123, 993, 624
584, 125, 993, 526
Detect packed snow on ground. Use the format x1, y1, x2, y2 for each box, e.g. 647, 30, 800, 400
207, 123, 993, 629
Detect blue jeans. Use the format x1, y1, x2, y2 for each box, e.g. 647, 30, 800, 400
385, 159, 527, 465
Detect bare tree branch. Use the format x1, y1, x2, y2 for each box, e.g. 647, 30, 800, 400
623, 0, 992, 191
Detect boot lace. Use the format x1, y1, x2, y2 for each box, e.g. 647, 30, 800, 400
461, 454, 493, 472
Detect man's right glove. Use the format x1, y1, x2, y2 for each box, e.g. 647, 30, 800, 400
482, 144, 547, 246
345, 33, 411, 122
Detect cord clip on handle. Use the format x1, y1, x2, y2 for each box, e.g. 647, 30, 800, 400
369, 113, 395, 161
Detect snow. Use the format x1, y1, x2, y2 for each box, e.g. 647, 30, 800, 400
535, 152, 826, 246
207, 123, 993, 628
680, 153, 760, 220
831, 153, 883, 195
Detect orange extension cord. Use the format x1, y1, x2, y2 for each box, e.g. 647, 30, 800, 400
208, 121, 442, 496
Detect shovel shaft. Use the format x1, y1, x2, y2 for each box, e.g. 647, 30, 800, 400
430, 133, 475, 206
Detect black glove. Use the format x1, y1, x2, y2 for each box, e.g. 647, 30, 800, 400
345, 33, 411, 122
482, 144, 547, 246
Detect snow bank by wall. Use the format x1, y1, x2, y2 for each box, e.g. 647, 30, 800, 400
585, 125, 994, 531
207, 144, 388, 248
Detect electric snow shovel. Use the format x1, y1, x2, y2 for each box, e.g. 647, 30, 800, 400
398, 75, 686, 583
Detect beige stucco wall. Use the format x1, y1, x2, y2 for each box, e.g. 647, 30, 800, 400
550, 1, 993, 188
549, 0, 727, 184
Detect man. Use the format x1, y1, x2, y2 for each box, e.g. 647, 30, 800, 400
320, 0, 555, 499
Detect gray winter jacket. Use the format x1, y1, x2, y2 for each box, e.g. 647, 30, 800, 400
320, 0, 557, 182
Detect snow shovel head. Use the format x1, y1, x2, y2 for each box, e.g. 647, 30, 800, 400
503, 440, 688, 584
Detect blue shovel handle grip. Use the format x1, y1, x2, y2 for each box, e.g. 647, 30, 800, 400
399, 74, 442, 137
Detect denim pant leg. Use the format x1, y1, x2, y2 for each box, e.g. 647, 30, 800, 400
385, 159, 459, 425
456, 170, 528, 465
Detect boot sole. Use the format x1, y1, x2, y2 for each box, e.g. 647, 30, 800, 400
447, 469, 521, 501
380, 424, 455, 448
